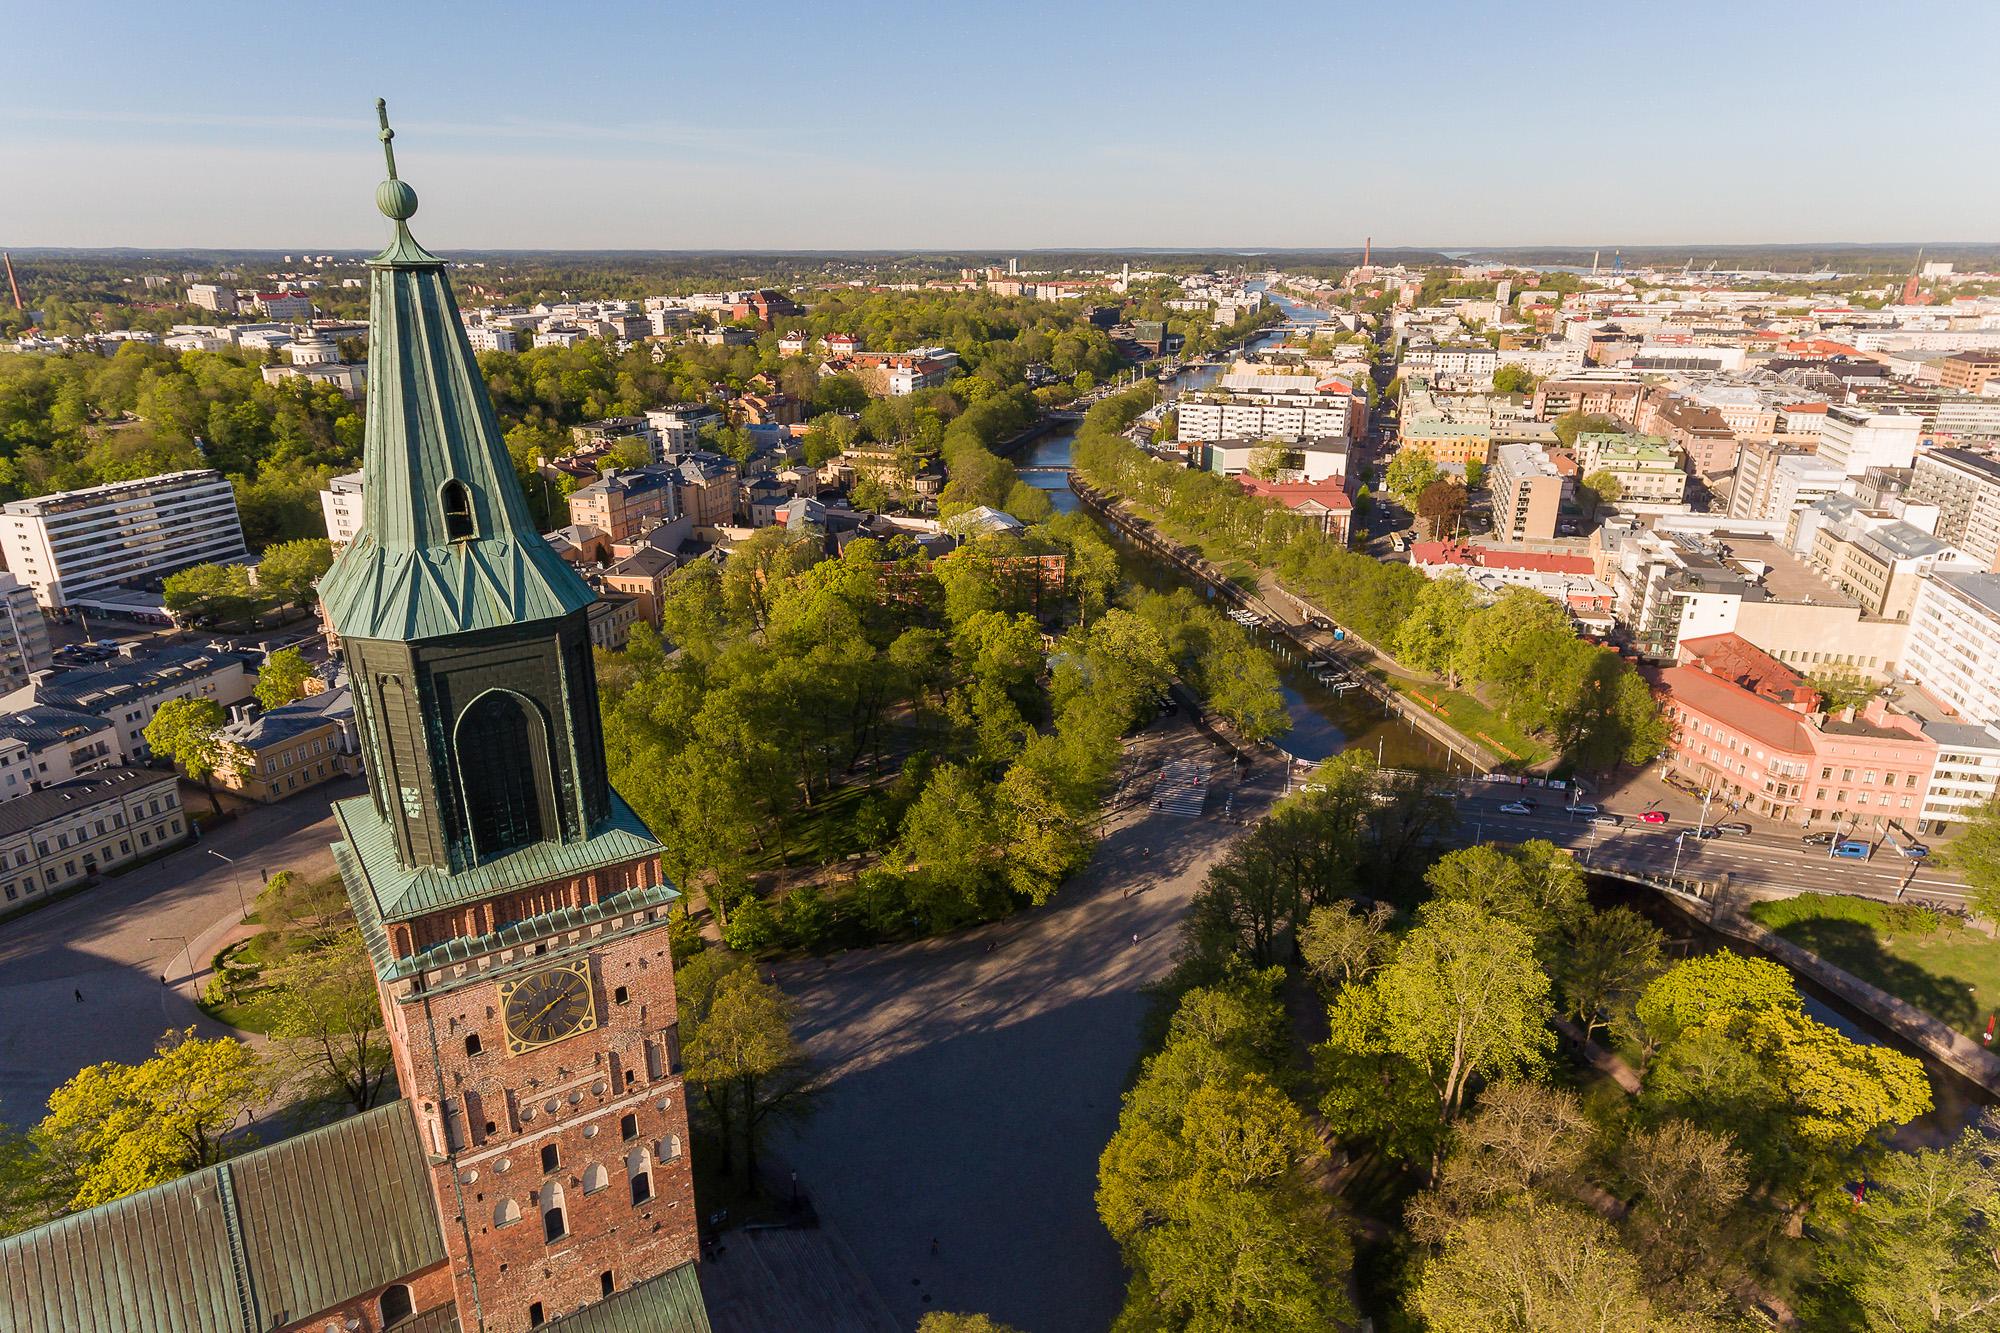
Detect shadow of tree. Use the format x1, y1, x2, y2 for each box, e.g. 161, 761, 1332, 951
1772, 917, 1981, 1031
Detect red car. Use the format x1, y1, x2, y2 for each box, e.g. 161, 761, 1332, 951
1639, 810, 1670, 824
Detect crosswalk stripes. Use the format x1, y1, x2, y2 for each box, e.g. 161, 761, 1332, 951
1149, 759, 1211, 817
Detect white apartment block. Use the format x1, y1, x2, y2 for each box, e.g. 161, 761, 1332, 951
1903, 571, 2000, 727
1919, 721, 2000, 832
1818, 405, 1923, 476
0, 471, 249, 611
1176, 397, 1353, 445
0, 575, 51, 696
320, 470, 366, 550
465, 325, 519, 353
1908, 447, 2000, 571
185, 283, 238, 314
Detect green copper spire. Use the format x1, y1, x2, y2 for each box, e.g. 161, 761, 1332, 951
319, 100, 596, 642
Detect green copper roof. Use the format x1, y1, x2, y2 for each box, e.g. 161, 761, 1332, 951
0, 1101, 447, 1333
335, 787, 667, 924
319, 101, 596, 643
544, 1262, 712, 1333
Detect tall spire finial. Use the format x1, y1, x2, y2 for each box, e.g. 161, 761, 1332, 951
373, 98, 419, 224
377, 97, 399, 181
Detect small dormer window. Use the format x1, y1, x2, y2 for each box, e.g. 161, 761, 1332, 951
441, 480, 476, 542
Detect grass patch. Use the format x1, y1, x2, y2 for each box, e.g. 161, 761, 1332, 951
1380, 672, 1549, 766
1748, 892, 2000, 1037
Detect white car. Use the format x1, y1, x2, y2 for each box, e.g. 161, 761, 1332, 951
1565, 802, 1599, 815
1499, 801, 1533, 815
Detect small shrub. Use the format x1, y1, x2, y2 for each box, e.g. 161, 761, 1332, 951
666, 906, 706, 962
779, 885, 831, 950
721, 897, 782, 954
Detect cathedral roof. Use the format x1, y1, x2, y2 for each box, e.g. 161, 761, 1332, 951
318, 102, 596, 643
0, 1100, 446, 1333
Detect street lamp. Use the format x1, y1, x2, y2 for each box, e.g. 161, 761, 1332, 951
151, 934, 192, 983
207, 849, 252, 921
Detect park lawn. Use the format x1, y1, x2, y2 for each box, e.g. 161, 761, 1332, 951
1379, 672, 1550, 767
1752, 895, 2000, 1038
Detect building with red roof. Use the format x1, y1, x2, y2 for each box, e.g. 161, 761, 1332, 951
1675, 632, 1818, 711
1234, 475, 1352, 544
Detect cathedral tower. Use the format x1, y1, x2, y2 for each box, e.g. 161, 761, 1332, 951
325, 102, 701, 1332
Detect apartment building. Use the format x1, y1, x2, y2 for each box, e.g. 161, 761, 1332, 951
1904, 570, 2000, 727
1730, 444, 1844, 522
252, 292, 314, 321
214, 688, 362, 803
0, 645, 256, 762
0, 471, 248, 611
1176, 396, 1355, 445
1532, 374, 1648, 425
1918, 721, 2000, 833
1490, 442, 1566, 541
1804, 518, 1970, 621
0, 767, 186, 919
1203, 437, 1348, 484
1908, 447, 2000, 571
1398, 414, 1493, 469
645, 405, 724, 453
1574, 434, 1688, 506
0, 705, 116, 802
319, 470, 365, 549
568, 466, 680, 545
185, 283, 238, 314
1817, 405, 1923, 476
0, 575, 51, 695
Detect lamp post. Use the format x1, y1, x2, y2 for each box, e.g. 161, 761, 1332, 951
207, 849, 250, 921
152, 934, 192, 983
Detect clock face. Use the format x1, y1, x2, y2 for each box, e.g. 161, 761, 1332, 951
500, 962, 597, 1054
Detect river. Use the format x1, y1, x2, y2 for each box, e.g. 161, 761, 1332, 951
1016, 286, 1994, 1131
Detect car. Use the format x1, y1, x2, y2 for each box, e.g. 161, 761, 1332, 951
1831, 840, 1872, 860
1498, 801, 1533, 815
1639, 809, 1670, 824
1715, 821, 1752, 836
1801, 830, 1838, 847
1565, 802, 1599, 815
1689, 826, 1720, 840
1588, 813, 1622, 828
1902, 843, 1930, 860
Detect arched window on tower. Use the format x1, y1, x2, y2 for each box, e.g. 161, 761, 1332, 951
626, 1145, 653, 1205
455, 691, 551, 859
540, 1180, 568, 1243
440, 480, 476, 542
379, 1284, 415, 1325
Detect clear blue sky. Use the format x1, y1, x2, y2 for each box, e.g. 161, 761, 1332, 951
6, 1, 1996, 251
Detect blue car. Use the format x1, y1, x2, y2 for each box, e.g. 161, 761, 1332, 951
1830, 840, 1872, 860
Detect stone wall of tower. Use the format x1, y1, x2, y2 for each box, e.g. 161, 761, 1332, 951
389, 908, 699, 1332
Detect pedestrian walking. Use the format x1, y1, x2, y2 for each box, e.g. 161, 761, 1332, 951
1130, 932, 1139, 947
73, 988, 83, 1003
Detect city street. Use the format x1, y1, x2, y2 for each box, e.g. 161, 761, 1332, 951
0, 779, 361, 1125
1446, 775, 1968, 906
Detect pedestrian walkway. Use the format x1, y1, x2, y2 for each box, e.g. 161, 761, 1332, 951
1149, 759, 1210, 817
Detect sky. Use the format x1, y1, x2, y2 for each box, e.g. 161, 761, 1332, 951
5, 1, 1998, 252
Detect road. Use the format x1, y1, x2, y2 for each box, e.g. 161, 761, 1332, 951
1443, 779, 1967, 907
772, 715, 1286, 1333
0, 779, 361, 1124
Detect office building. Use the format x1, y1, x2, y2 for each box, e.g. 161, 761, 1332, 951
320, 469, 366, 549
0, 643, 255, 762
568, 466, 680, 545
1817, 405, 1923, 476
0, 574, 51, 694
0, 470, 248, 611
185, 283, 238, 313
0, 704, 117, 801
1939, 351, 2000, 395
1918, 721, 2000, 833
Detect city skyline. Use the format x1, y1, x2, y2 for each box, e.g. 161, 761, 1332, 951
7, 0, 2000, 250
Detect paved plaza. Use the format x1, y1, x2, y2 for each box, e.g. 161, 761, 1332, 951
0, 780, 361, 1127
773, 716, 1280, 1333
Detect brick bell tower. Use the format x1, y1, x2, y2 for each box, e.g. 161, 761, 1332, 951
322, 102, 703, 1333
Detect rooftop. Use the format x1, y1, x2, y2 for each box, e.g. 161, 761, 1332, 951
0, 766, 174, 840
1930, 568, 2000, 616
218, 687, 352, 751
26, 646, 254, 717
1658, 665, 1812, 755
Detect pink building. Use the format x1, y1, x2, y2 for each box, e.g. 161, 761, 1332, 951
1658, 664, 1936, 831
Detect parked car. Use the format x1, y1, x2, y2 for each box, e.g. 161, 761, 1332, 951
1690, 827, 1720, 840
1499, 801, 1534, 815
1801, 830, 1838, 847
1830, 840, 1872, 860
1715, 821, 1752, 836
1589, 814, 1622, 828
1639, 810, 1669, 824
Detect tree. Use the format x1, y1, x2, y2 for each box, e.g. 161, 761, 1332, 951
257, 537, 334, 611
677, 950, 814, 1185
265, 927, 394, 1112
1299, 900, 1395, 994
1424, 840, 1588, 956
1412, 1199, 1686, 1333
1618, 1119, 1752, 1302
1580, 468, 1623, 515
918, 1317, 1024, 1333
1396, 574, 1479, 681
253, 645, 312, 710
1415, 477, 1469, 540
1492, 363, 1537, 395
1811, 1129, 2000, 1332
1807, 666, 1876, 714
1635, 953, 1800, 1045
144, 695, 228, 815
897, 764, 1007, 927
162, 561, 260, 626
1364, 899, 1554, 1123
35, 1028, 268, 1210
1552, 906, 1664, 1041
1553, 411, 1624, 448
1384, 448, 1442, 508
1949, 798, 2000, 922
